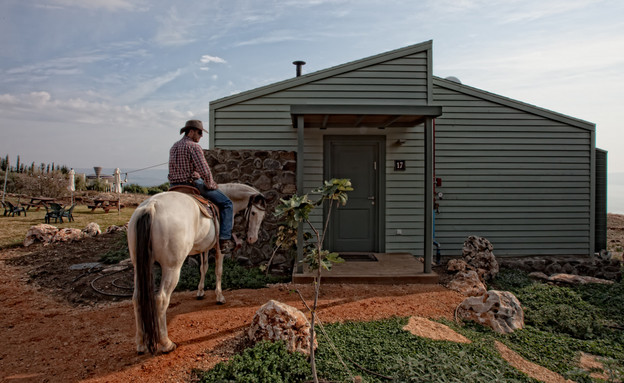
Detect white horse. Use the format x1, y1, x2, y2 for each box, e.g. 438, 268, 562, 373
127, 183, 267, 354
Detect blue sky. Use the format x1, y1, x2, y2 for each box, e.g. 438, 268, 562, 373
1, 0, 623, 177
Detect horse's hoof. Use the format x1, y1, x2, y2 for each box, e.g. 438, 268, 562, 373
161, 342, 177, 354
216, 300, 225, 305
196, 295, 205, 301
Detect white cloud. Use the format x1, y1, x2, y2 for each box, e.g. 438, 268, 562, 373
154, 6, 197, 46
119, 69, 184, 103
200, 55, 227, 64
47, 0, 146, 12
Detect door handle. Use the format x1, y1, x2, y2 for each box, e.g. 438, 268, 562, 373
368, 196, 375, 205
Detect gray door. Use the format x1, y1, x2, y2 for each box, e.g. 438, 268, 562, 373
325, 136, 383, 252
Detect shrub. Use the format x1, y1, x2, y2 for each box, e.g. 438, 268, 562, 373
123, 183, 148, 194
99, 233, 129, 264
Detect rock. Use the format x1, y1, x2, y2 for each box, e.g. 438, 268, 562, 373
446, 259, 468, 272
447, 270, 487, 297
82, 222, 101, 237
247, 300, 316, 355
457, 290, 524, 334
52, 228, 85, 243
462, 236, 499, 281
105, 224, 127, 234
548, 273, 614, 285
528, 271, 549, 281
24, 224, 59, 247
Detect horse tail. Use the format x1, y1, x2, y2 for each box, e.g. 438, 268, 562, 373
134, 202, 160, 354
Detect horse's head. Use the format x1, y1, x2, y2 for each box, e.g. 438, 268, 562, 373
244, 194, 267, 244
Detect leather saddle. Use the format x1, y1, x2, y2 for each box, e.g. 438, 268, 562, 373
169, 185, 219, 220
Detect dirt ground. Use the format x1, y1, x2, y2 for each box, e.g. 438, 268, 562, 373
1, 214, 622, 383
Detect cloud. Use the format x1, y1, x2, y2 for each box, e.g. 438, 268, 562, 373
119, 69, 184, 103
47, 0, 146, 12
200, 55, 227, 64
154, 6, 197, 46
235, 30, 303, 47
0, 91, 187, 168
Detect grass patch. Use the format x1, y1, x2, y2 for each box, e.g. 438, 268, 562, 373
0, 199, 133, 248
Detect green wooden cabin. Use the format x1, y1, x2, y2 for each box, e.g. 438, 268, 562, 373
209, 40, 606, 271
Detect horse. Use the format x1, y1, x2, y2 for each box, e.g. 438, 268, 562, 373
127, 183, 267, 354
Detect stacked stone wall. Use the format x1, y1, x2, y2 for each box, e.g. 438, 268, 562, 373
205, 148, 297, 273
499, 256, 622, 281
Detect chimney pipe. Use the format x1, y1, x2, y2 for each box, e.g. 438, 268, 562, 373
293, 60, 306, 77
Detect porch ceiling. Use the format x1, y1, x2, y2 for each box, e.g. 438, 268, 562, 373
291, 104, 442, 129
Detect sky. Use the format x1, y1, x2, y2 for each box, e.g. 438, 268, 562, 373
1, 0, 623, 177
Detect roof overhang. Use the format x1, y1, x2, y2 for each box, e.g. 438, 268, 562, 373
291, 105, 442, 129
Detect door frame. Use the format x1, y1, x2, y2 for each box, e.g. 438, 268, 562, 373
323, 135, 386, 252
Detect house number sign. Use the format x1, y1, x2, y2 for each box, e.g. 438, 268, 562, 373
394, 160, 406, 171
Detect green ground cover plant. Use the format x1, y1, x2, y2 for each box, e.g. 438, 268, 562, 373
487, 269, 624, 382
196, 269, 624, 383
194, 341, 311, 383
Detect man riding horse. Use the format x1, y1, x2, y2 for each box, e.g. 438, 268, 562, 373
168, 120, 239, 251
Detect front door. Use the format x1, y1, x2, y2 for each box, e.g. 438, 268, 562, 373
324, 136, 384, 252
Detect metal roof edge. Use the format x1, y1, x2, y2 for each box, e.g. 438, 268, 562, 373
210, 40, 433, 110
432, 76, 596, 131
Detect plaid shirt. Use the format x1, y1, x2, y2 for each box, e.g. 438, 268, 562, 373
168, 136, 217, 189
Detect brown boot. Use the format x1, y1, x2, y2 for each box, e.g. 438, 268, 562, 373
219, 239, 235, 252
231, 234, 243, 251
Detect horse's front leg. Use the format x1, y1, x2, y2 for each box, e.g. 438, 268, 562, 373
196, 251, 209, 300
214, 246, 226, 305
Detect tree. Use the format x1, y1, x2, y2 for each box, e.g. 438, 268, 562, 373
274, 178, 353, 383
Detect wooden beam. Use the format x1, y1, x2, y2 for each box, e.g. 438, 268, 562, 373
321, 114, 330, 130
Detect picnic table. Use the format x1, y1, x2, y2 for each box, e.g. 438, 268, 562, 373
88, 198, 124, 213
23, 197, 56, 211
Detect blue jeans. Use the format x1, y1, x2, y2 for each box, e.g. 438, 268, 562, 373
193, 179, 234, 241
172, 180, 233, 240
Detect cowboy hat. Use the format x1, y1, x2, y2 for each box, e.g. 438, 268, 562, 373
180, 120, 208, 134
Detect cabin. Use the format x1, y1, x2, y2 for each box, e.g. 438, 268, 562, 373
208, 40, 607, 278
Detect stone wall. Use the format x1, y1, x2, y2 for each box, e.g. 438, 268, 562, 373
499, 256, 622, 281
205, 148, 297, 273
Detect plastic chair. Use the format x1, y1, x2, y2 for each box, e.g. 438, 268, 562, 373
44, 203, 63, 223
60, 204, 76, 222
5, 201, 26, 217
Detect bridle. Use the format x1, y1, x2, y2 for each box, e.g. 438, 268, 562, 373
243, 194, 267, 234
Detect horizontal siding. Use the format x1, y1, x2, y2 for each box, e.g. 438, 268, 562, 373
433, 83, 591, 257
213, 49, 432, 255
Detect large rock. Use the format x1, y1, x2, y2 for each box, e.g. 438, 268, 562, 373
24, 224, 59, 247
447, 270, 487, 296
457, 290, 524, 334
82, 222, 101, 237
530, 272, 615, 285
52, 228, 85, 243
462, 236, 499, 281
248, 300, 316, 355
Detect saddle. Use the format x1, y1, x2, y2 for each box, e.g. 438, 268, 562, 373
169, 185, 219, 220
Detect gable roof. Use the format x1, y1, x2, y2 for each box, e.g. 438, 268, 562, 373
210, 40, 433, 109
433, 76, 595, 131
